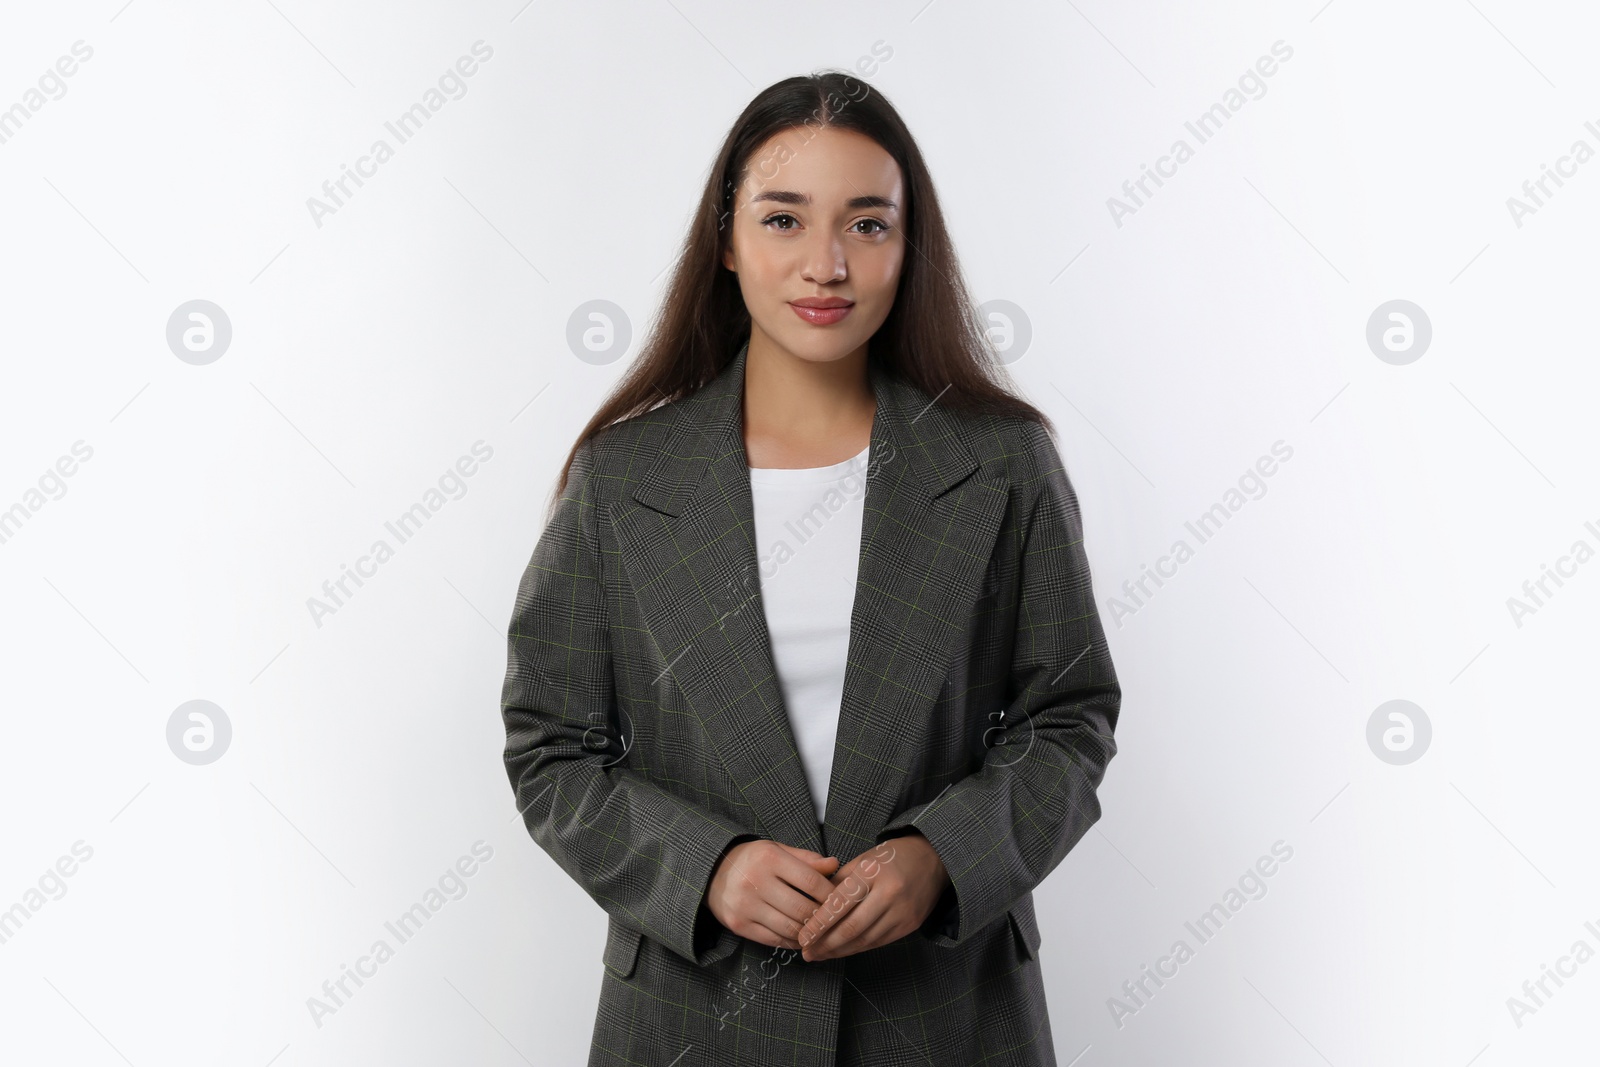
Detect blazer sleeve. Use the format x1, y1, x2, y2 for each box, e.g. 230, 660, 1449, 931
501, 438, 759, 969
875, 420, 1121, 947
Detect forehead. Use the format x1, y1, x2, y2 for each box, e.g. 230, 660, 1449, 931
736, 125, 903, 205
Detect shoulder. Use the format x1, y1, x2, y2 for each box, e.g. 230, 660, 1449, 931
568, 398, 685, 502
937, 404, 1066, 505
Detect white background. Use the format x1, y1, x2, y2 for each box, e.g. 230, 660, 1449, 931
1, 1, 1596, 1064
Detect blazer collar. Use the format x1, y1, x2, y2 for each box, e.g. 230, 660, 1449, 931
609, 340, 1010, 857
629, 340, 980, 516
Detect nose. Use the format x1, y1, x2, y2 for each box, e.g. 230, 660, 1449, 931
800, 232, 846, 284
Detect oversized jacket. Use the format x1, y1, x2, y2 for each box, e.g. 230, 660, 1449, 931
501, 340, 1121, 1066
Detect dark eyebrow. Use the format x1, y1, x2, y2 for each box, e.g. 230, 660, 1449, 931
747, 190, 899, 211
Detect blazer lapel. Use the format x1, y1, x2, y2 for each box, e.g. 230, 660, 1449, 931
821, 368, 1009, 859
610, 342, 1009, 861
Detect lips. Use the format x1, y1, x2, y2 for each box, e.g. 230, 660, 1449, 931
789, 298, 854, 326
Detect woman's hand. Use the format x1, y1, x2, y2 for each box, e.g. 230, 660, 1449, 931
705, 839, 841, 951
796, 832, 950, 962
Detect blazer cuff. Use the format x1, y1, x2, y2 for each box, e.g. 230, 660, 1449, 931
876, 818, 960, 943
690, 832, 763, 967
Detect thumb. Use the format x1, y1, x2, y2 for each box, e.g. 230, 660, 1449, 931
772, 842, 822, 858
773, 843, 840, 868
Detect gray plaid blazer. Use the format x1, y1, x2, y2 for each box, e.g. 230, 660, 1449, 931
502, 341, 1120, 1066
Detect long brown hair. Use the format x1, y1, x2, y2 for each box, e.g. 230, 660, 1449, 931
550, 69, 1052, 505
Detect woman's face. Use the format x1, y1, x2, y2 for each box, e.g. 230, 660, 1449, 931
721, 125, 906, 367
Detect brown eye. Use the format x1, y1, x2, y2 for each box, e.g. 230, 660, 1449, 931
762, 213, 799, 230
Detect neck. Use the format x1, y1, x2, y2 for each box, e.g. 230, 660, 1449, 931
741, 329, 875, 466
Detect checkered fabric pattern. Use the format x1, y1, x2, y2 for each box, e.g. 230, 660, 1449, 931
502, 341, 1121, 1066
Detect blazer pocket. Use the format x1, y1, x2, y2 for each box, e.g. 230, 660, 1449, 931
697, 925, 744, 967
1007, 906, 1041, 962
603, 921, 644, 979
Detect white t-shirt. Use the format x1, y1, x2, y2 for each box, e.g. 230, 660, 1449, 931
748, 442, 870, 825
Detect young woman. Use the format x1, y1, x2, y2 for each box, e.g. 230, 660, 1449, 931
502, 71, 1121, 1067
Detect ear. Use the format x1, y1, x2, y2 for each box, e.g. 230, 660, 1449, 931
721, 242, 736, 272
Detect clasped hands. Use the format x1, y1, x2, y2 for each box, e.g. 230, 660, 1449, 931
704, 831, 950, 962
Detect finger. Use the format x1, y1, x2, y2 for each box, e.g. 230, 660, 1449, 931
730, 916, 806, 951
745, 900, 809, 949
777, 846, 847, 882
771, 849, 845, 909
812, 844, 916, 957
798, 856, 841, 879
799, 869, 872, 949
772, 843, 841, 877
752, 870, 844, 934
772, 842, 830, 860
804, 888, 887, 960
819, 903, 901, 958
725, 842, 824, 904
726, 846, 842, 937
764, 878, 842, 932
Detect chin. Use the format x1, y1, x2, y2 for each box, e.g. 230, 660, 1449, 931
798, 340, 865, 365
766, 324, 870, 364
